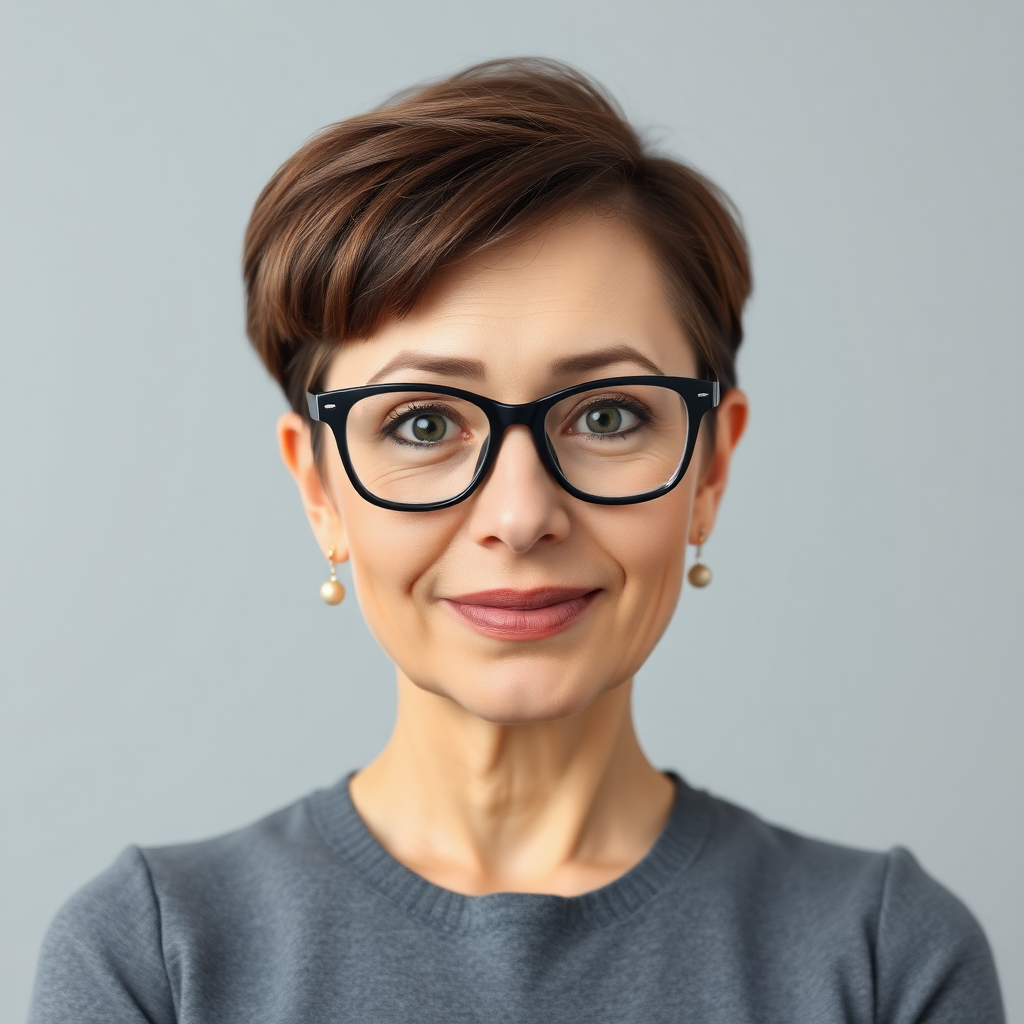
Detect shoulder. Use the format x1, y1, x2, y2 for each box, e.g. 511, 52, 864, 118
42, 844, 160, 945
30, 790, 332, 1024
129, 790, 347, 948
687, 787, 1005, 1021
30, 845, 175, 1024
139, 788, 331, 892
872, 845, 1004, 1021
698, 791, 897, 918
703, 790, 989, 938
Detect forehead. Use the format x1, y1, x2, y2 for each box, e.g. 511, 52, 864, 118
324, 212, 696, 401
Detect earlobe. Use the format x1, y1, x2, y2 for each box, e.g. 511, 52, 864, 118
277, 412, 351, 564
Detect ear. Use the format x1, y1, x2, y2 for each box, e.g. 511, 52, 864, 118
689, 389, 748, 545
277, 412, 350, 564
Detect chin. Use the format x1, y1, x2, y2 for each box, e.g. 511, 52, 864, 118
424, 659, 617, 724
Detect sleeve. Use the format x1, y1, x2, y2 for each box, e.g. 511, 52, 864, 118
875, 847, 1004, 1024
28, 846, 177, 1024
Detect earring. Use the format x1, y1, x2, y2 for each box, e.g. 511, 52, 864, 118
688, 529, 712, 588
320, 546, 346, 605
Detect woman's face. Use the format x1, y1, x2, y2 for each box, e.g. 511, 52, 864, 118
285, 212, 743, 723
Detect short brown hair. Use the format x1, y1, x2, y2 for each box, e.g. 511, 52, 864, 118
243, 58, 751, 429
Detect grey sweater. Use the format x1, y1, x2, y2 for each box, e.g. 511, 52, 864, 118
29, 773, 1004, 1023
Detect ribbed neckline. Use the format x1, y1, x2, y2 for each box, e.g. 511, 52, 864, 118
309, 770, 711, 936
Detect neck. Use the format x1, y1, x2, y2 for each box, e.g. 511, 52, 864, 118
349, 672, 675, 896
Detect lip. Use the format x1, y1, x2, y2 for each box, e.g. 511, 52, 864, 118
441, 587, 600, 641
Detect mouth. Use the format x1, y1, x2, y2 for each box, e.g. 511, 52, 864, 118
440, 587, 600, 641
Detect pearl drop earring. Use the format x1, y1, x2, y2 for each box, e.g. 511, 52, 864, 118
320, 546, 346, 605
688, 529, 712, 588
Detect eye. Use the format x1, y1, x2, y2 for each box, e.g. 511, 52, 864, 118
572, 403, 640, 435
392, 410, 458, 444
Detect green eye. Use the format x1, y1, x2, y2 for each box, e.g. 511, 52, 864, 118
390, 409, 458, 444
573, 404, 642, 436
585, 407, 623, 433
410, 414, 448, 442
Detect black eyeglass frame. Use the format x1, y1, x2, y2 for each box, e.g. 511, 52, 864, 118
307, 375, 721, 511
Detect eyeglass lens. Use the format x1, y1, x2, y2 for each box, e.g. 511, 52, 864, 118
343, 384, 690, 505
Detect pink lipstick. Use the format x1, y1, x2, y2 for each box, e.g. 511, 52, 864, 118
441, 587, 599, 641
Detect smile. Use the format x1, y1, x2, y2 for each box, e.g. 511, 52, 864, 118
441, 587, 600, 641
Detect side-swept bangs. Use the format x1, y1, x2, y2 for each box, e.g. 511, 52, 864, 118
243, 58, 751, 433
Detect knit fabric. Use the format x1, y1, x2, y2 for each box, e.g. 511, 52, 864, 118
28, 773, 1004, 1023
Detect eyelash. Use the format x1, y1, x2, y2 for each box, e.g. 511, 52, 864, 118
380, 402, 466, 445
375, 393, 653, 447
569, 395, 653, 431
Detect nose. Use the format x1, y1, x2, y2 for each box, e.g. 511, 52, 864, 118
466, 425, 571, 553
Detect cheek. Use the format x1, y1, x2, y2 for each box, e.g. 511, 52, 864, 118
593, 486, 691, 658
334, 476, 458, 648
597, 487, 689, 587
344, 504, 443, 593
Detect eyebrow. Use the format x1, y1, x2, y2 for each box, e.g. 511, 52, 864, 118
364, 352, 487, 385
363, 342, 665, 387
549, 344, 665, 377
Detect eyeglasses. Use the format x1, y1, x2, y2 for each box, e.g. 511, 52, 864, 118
307, 375, 720, 511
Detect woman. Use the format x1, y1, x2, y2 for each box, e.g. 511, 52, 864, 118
30, 58, 1003, 1022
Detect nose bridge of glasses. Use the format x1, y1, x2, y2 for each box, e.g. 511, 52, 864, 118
491, 398, 543, 430
476, 400, 553, 482
489, 399, 552, 459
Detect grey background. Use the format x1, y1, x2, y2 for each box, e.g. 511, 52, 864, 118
1, 0, 1021, 1018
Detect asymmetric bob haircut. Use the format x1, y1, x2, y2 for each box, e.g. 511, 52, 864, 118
243, 58, 752, 453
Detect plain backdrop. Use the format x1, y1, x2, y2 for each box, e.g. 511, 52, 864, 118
1, 0, 1021, 1019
